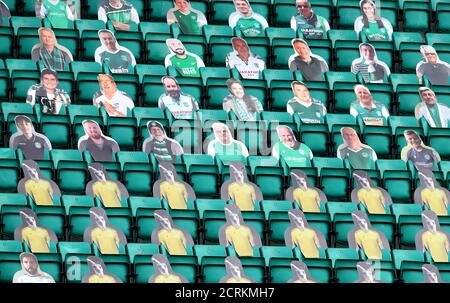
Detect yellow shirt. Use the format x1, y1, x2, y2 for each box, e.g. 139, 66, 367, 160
88, 274, 117, 283
160, 181, 187, 209
421, 188, 448, 216
354, 229, 382, 260
357, 188, 386, 214
158, 228, 187, 255
225, 277, 252, 283
228, 182, 256, 211
91, 227, 120, 254
154, 274, 182, 283
225, 225, 254, 256
24, 179, 53, 206
291, 227, 320, 258
293, 188, 321, 212
21, 226, 51, 253
422, 231, 449, 262
92, 181, 122, 208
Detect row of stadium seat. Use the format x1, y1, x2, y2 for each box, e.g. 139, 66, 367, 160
4, 0, 449, 33
1, 241, 448, 283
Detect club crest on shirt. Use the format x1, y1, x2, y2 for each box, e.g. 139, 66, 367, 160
362, 152, 369, 158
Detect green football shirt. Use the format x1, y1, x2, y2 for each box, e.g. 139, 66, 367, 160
170, 54, 201, 77
174, 10, 201, 34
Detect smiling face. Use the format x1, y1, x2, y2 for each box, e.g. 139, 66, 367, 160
293, 41, 310, 59
232, 39, 250, 60
362, 2, 375, 19
84, 122, 102, 140
425, 51, 438, 64
98, 75, 117, 95
16, 119, 34, 135
355, 86, 372, 105
296, 0, 312, 17
99, 32, 117, 51
230, 82, 245, 99
342, 128, 360, 147
214, 124, 231, 144
234, 0, 251, 15
174, 0, 190, 12
42, 73, 58, 92
168, 40, 186, 56
293, 83, 310, 102
40, 29, 56, 48
163, 78, 181, 99
278, 126, 296, 148
150, 126, 165, 141
360, 45, 375, 61
421, 90, 437, 106
406, 133, 421, 149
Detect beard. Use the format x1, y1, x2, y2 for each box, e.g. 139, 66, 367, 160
174, 48, 185, 55
168, 90, 181, 100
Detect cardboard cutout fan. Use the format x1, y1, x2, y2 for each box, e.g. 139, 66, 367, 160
13, 252, 55, 283
83, 207, 127, 255
354, 261, 382, 283
148, 254, 188, 283
9, 115, 52, 160
228, 0, 268, 37
78, 119, 120, 162
415, 210, 450, 263
422, 264, 443, 283
18, 160, 61, 206
285, 169, 327, 213
86, 163, 129, 208
218, 204, 262, 257
153, 162, 196, 210
220, 161, 262, 211
219, 256, 255, 283
151, 209, 194, 255
288, 260, 320, 283
14, 208, 58, 253
166, 0, 207, 35
351, 170, 392, 214
143, 120, 184, 162
82, 256, 122, 283
401, 129, 441, 172
348, 211, 390, 260
95, 29, 136, 74
164, 38, 205, 78
414, 169, 449, 216
207, 123, 249, 158
31, 27, 74, 70
284, 209, 327, 258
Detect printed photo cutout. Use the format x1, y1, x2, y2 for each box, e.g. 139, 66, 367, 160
18, 160, 61, 206
288, 260, 320, 283
290, 0, 330, 39
78, 119, 120, 162
151, 209, 194, 256
208, 123, 249, 158
226, 38, 265, 80
223, 78, 263, 121
143, 120, 184, 162
272, 126, 314, 168
166, 0, 207, 35
354, 0, 393, 42
31, 27, 73, 71
348, 211, 390, 260
219, 204, 262, 257
416, 45, 450, 86
158, 76, 200, 120
148, 254, 188, 283
354, 261, 382, 283
93, 74, 135, 117
286, 170, 327, 212
10, 115, 52, 161
83, 207, 127, 255
98, 0, 140, 31
285, 209, 327, 258
164, 38, 205, 78
351, 170, 392, 214
13, 252, 55, 283
415, 210, 450, 263
337, 127, 377, 170
0, 0, 11, 26
351, 43, 391, 84
35, 0, 77, 29
228, 0, 268, 37
288, 39, 329, 81
220, 161, 262, 211
219, 256, 255, 283
422, 264, 442, 283
26, 68, 71, 115
95, 29, 136, 74
86, 163, 129, 208
287, 81, 327, 123
415, 87, 450, 128
14, 208, 58, 253
401, 130, 441, 171
350, 84, 390, 126
82, 256, 122, 283
153, 162, 196, 210
415, 170, 449, 216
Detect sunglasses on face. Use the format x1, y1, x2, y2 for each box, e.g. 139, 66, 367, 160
296, 4, 310, 8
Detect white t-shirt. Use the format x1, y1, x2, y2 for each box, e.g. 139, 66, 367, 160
13, 271, 55, 283
226, 51, 265, 79
93, 90, 135, 117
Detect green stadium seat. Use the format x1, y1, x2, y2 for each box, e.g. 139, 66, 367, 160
392, 249, 425, 270
377, 159, 413, 203
388, 116, 423, 155
149, 0, 176, 22
436, 3, 450, 32
428, 129, 450, 160
392, 32, 424, 51
70, 61, 103, 80
40, 115, 71, 149
260, 246, 294, 266
326, 248, 361, 267
183, 154, 219, 198
126, 243, 160, 264
50, 149, 87, 194
362, 125, 392, 158
328, 29, 360, 48
313, 157, 350, 201
115, 151, 153, 195
403, 4, 430, 32
335, 259, 395, 283
10, 16, 42, 35
75, 19, 106, 37
203, 25, 233, 44
58, 241, 92, 261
